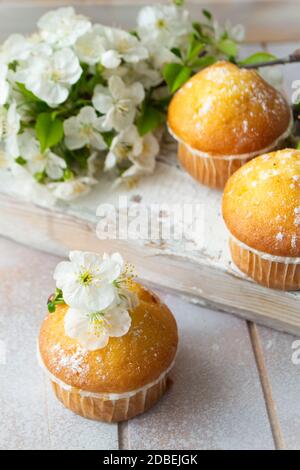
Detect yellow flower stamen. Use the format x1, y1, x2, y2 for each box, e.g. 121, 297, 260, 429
78, 270, 93, 286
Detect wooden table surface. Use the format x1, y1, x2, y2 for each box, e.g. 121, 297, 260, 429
0, 236, 300, 450
1, 1, 300, 450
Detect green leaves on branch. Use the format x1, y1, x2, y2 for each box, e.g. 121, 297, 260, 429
47, 288, 64, 313
239, 52, 277, 66
202, 9, 213, 22
137, 104, 165, 136
217, 38, 238, 58
16, 82, 42, 103
35, 113, 64, 152
163, 63, 192, 94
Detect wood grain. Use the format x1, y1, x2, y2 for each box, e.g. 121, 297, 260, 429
247, 323, 286, 450
258, 325, 300, 450
0, 238, 118, 450
127, 293, 275, 450
2, 190, 300, 337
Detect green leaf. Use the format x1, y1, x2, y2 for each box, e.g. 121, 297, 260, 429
240, 52, 277, 66
137, 105, 164, 136
187, 36, 205, 63
163, 63, 183, 89
217, 38, 238, 57
35, 113, 64, 152
34, 171, 46, 183
47, 302, 56, 313
102, 131, 115, 148
172, 66, 192, 92
16, 82, 42, 102
162, 63, 192, 93
63, 168, 74, 181
297, 141, 300, 150
8, 60, 18, 72
170, 47, 182, 59
192, 55, 217, 69
202, 9, 213, 21
15, 156, 27, 166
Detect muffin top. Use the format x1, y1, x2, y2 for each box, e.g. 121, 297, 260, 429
222, 149, 300, 257
39, 282, 178, 394
167, 61, 291, 157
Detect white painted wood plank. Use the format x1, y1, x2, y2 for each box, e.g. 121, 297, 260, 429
0, 2, 300, 42
0, 237, 118, 450
258, 326, 300, 450
128, 293, 275, 450
0, 240, 50, 449
2, 178, 300, 337
44, 380, 118, 450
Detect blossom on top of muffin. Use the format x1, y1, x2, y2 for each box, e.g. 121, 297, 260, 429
49, 251, 137, 350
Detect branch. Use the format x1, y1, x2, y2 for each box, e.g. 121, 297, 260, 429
242, 49, 300, 69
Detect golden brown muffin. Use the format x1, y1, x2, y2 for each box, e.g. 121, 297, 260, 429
222, 149, 300, 290
39, 283, 178, 422
167, 61, 292, 189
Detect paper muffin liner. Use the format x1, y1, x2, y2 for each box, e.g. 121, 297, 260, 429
229, 237, 300, 290
169, 117, 293, 189
178, 143, 251, 189
51, 373, 170, 422
37, 345, 175, 422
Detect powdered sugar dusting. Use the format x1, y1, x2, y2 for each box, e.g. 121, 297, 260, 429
49, 343, 89, 384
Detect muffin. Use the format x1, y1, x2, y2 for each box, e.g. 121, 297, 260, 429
167, 61, 292, 189
38, 251, 178, 422
222, 149, 300, 290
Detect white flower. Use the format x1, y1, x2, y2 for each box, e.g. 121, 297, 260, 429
0, 63, 9, 105
105, 125, 143, 170
17, 130, 66, 179
0, 34, 36, 63
145, 42, 180, 70
74, 29, 107, 66
214, 20, 245, 43
106, 126, 159, 180
122, 132, 159, 179
53, 251, 125, 311
92, 76, 144, 132
137, 5, 190, 48
37, 7, 91, 48
16, 48, 82, 107
48, 176, 96, 201
0, 102, 20, 159
0, 144, 8, 169
225, 21, 245, 42
64, 106, 107, 151
9, 163, 57, 207
129, 61, 163, 89
64, 302, 131, 350
98, 26, 148, 69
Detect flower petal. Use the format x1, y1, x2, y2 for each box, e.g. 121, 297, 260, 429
105, 307, 131, 337
64, 307, 110, 350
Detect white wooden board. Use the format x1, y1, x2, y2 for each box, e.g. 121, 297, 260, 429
0, 237, 280, 450
1, 5, 300, 336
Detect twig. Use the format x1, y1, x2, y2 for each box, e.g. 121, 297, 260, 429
242, 49, 300, 69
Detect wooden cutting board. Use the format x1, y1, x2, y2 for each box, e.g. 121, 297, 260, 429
0, 4, 299, 335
